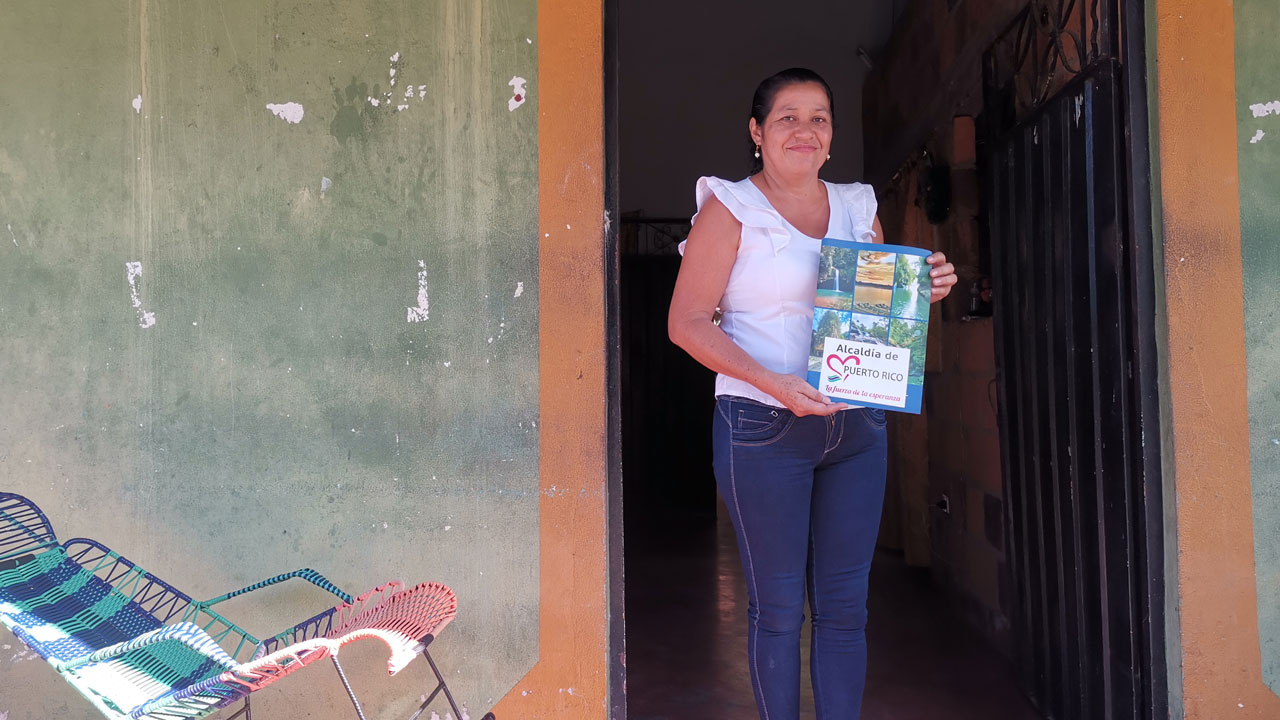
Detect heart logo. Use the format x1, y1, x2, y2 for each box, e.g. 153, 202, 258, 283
826, 354, 860, 379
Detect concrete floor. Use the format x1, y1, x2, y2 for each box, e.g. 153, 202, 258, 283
624, 508, 1042, 720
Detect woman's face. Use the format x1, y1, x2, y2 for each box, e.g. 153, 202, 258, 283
750, 82, 833, 177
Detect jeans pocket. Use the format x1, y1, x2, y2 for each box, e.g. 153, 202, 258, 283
861, 407, 887, 429
736, 405, 783, 431
725, 400, 795, 446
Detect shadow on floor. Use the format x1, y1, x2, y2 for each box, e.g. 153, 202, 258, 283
624, 507, 1041, 720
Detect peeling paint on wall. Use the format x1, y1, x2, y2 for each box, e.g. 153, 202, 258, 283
265, 102, 305, 124
407, 260, 430, 323
125, 261, 156, 328
508, 76, 528, 111
366, 52, 428, 112
1249, 99, 1280, 118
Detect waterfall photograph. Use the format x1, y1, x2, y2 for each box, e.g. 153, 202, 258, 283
890, 253, 931, 321
816, 246, 856, 310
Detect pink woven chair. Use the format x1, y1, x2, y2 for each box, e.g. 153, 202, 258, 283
213, 581, 489, 720
122, 580, 487, 720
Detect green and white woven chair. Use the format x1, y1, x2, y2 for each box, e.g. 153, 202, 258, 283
0, 492, 490, 720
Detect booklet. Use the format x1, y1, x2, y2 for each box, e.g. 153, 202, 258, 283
807, 240, 931, 414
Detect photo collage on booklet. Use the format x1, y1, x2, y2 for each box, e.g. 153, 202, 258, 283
810, 245, 930, 393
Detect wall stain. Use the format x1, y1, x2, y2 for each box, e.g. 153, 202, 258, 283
330, 76, 371, 145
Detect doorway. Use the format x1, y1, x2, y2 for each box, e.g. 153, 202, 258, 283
609, 0, 1164, 719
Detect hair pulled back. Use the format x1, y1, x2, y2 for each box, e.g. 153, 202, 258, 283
748, 68, 835, 175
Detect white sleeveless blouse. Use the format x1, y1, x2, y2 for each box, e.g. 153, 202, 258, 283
679, 175, 879, 408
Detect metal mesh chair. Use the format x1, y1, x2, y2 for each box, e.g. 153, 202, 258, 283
0, 492, 490, 720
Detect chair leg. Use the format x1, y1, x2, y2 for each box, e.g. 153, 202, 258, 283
407, 649, 478, 720
331, 654, 369, 720
224, 695, 252, 720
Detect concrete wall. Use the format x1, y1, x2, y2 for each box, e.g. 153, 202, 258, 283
618, 0, 902, 218
1155, 0, 1280, 716
0, 1, 613, 718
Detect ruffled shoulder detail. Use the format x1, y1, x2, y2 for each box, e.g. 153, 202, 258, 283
680, 176, 789, 256
693, 176, 787, 230
829, 182, 879, 242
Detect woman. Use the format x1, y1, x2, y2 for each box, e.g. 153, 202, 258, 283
668, 68, 957, 720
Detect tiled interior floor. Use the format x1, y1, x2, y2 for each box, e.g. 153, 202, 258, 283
624, 508, 1042, 720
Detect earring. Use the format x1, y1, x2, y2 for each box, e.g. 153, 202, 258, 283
827, 153, 832, 160
754, 145, 761, 159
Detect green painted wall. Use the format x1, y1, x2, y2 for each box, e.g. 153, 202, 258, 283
0, 1, 538, 718
1235, 0, 1280, 697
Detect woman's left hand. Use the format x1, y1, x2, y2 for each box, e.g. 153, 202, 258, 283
926, 252, 958, 303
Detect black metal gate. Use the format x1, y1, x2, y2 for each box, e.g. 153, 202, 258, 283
982, 2, 1165, 719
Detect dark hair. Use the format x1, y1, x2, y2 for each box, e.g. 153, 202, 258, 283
748, 68, 835, 174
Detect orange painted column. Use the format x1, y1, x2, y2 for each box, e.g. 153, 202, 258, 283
489, 0, 611, 717
1155, 0, 1280, 716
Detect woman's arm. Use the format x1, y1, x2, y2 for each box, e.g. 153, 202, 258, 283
668, 196, 839, 417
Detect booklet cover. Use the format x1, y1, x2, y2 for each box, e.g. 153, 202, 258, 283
807, 240, 931, 414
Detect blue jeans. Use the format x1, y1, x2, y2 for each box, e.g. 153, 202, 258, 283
713, 395, 888, 720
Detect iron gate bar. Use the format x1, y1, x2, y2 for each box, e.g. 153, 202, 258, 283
984, 52, 1158, 718
1100, 66, 1140, 718
1046, 104, 1083, 720
1064, 83, 1107, 720
1118, 0, 1169, 715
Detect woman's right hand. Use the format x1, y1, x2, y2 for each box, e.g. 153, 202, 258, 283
766, 374, 842, 417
